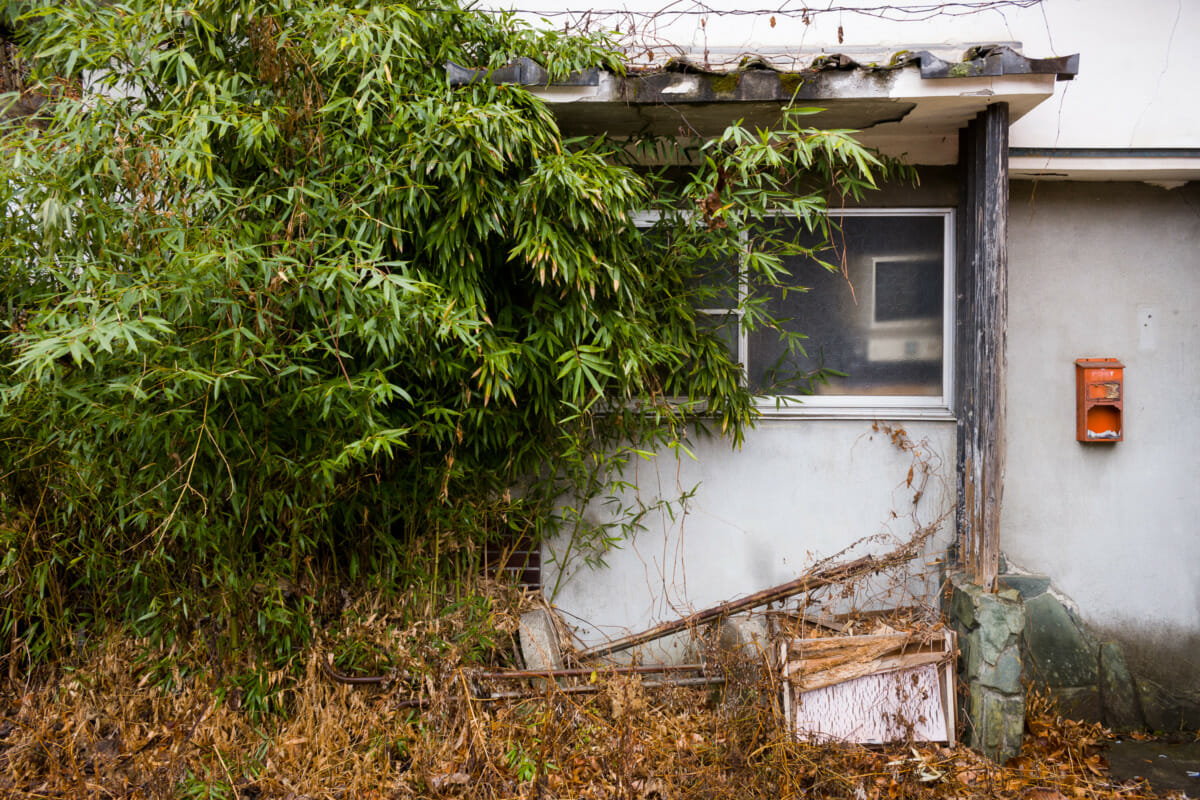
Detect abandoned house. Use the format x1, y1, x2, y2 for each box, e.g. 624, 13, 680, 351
471, 0, 1200, 755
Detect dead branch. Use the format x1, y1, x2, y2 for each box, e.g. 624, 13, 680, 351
578, 534, 932, 661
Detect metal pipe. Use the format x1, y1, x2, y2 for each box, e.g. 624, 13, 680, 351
321, 659, 413, 686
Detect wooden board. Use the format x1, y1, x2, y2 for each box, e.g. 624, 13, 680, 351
782, 629, 956, 744
792, 663, 947, 744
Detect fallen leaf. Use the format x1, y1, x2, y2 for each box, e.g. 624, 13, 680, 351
1022, 789, 1068, 800
429, 772, 470, 791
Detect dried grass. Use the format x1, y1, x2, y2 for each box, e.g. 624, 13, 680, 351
0, 578, 1171, 800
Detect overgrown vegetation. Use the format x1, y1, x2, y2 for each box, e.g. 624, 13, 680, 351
0, 0, 908, 683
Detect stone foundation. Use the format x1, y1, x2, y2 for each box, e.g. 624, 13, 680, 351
1001, 573, 1200, 732
945, 571, 1026, 762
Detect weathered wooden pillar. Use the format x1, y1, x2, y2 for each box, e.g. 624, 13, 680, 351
955, 103, 1009, 590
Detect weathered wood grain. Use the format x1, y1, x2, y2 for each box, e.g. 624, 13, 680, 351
956, 103, 1009, 589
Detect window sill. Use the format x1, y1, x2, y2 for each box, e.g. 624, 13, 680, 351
753, 399, 956, 422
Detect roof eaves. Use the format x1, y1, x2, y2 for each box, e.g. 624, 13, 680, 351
445, 44, 1078, 90
917, 45, 1078, 82
444, 56, 599, 87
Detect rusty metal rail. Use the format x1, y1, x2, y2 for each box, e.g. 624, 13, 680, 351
321, 659, 710, 686
471, 663, 709, 681
320, 657, 723, 704
477, 675, 725, 702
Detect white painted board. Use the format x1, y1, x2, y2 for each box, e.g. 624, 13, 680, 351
792, 663, 948, 744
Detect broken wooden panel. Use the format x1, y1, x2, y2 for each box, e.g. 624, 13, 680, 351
781, 629, 956, 744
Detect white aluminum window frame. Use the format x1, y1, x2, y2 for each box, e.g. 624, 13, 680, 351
633, 208, 956, 421
755, 208, 955, 419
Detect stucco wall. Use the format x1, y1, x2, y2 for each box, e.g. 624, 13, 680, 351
544, 419, 957, 651
1004, 180, 1200, 690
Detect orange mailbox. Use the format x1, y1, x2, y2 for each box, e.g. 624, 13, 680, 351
1075, 358, 1123, 443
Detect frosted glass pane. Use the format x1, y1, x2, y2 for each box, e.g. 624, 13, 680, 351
748, 215, 946, 397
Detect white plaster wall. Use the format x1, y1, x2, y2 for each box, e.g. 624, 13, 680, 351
1004, 180, 1200, 686
1005, 0, 1200, 149
510, 0, 1200, 683
495, 0, 1200, 149
544, 419, 956, 651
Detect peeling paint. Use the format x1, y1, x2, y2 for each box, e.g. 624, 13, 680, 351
660, 76, 701, 95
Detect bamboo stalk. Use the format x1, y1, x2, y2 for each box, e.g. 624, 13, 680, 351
578, 553, 894, 661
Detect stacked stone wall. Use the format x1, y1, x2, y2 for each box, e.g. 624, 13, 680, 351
946, 572, 1026, 762
1002, 573, 1200, 733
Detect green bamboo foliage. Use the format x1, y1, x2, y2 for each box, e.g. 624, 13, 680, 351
0, 0, 905, 668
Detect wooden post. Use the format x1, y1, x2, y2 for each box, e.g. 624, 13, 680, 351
955, 104, 1009, 590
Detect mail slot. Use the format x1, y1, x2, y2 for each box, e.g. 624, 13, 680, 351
1075, 358, 1123, 443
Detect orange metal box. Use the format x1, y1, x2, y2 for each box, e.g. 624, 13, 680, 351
1075, 358, 1123, 443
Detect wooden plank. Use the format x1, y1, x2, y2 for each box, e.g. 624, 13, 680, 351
955, 104, 1009, 589
787, 650, 952, 692
783, 630, 957, 743
979, 102, 1009, 591
783, 630, 953, 691
785, 636, 913, 678
786, 631, 911, 656
940, 632, 958, 746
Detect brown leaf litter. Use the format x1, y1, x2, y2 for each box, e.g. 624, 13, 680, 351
0, 583, 1186, 800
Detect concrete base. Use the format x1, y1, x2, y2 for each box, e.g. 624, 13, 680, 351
518, 608, 563, 674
